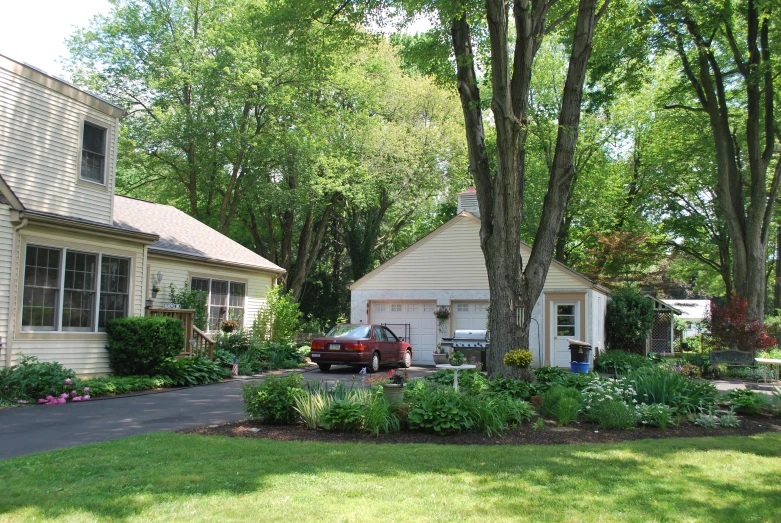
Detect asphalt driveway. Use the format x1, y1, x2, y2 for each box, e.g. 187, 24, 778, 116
0, 365, 434, 460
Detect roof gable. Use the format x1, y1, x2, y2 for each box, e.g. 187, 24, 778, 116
0, 174, 23, 209
350, 212, 601, 292
112, 196, 284, 273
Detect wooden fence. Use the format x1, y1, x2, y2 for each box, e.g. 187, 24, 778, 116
146, 307, 214, 359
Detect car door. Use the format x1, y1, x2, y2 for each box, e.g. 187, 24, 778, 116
383, 327, 404, 363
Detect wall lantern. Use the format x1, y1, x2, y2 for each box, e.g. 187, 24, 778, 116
151, 271, 164, 298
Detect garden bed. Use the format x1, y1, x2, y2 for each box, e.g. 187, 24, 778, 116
182, 415, 781, 445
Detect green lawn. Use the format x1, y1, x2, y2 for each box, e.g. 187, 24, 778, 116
1, 433, 780, 522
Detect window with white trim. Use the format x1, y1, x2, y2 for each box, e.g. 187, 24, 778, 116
190, 277, 246, 331
80, 122, 107, 184
22, 244, 131, 332
457, 303, 469, 312
391, 303, 402, 312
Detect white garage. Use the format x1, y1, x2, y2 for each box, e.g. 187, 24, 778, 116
349, 187, 609, 368
369, 301, 438, 365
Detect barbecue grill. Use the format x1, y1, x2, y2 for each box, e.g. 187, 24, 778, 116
440, 329, 490, 366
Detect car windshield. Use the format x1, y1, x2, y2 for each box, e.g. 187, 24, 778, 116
325, 325, 371, 339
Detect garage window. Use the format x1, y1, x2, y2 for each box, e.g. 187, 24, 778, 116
391, 303, 402, 312
457, 303, 469, 312
374, 303, 386, 312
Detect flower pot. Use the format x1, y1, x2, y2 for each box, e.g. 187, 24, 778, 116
222, 326, 235, 333
381, 383, 405, 406
433, 353, 449, 365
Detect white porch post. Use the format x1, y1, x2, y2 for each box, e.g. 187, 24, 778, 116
670, 314, 675, 355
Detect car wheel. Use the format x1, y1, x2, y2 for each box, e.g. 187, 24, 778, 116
402, 349, 412, 369
368, 352, 380, 373
317, 363, 332, 372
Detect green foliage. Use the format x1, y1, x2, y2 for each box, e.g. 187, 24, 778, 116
214, 331, 252, 355
533, 366, 570, 386
727, 389, 766, 415
424, 369, 487, 396
591, 399, 637, 430
629, 367, 718, 414
78, 375, 174, 397
406, 385, 475, 435
252, 286, 302, 344
106, 316, 184, 376
448, 350, 466, 366
320, 399, 365, 432
541, 386, 582, 425
484, 377, 536, 400
157, 357, 228, 387
472, 396, 535, 436
595, 349, 656, 376
719, 410, 741, 428
362, 392, 401, 437
605, 287, 655, 353
0, 355, 75, 401
168, 282, 207, 330
241, 373, 304, 424
636, 403, 675, 430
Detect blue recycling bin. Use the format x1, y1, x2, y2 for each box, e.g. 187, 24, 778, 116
570, 361, 590, 374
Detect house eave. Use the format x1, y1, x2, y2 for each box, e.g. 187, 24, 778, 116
147, 247, 286, 274
20, 210, 159, 243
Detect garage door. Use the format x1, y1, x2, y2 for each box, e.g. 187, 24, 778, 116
370, 301, 437, 365
452, 301, 489, 331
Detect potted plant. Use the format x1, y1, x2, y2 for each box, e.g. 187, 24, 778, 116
366, 369, 408, 406
503, 348, 533, 368
433, 344, 449, 365
449, 350, 466, 367
220, 319, 239, 333
434, 306, 450, 331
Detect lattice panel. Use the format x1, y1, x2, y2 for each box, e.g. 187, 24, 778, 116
650, 311, 674, 353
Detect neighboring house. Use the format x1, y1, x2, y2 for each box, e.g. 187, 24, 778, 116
349, 187, 610, 367
0, 55, 283, 375
661, 299, 710, 340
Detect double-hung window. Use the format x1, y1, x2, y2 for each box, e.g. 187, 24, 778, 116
21, 244, 131, 332
190, 277, 246, 331
80, 122, 107, 184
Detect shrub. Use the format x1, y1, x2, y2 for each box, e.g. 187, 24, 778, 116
595, 349, 655, 376
407, 385, 475, 435
605, 287, 655, 353
252, 286, 302, 344
533, 366, 570, 387
592, 399, 637, 430
294, 389, 330, 429
541, 386, 582, 423
242, 373, 304, 424
168, 282, 207, 331
106, 316, 184, 376
581, 377, 637, 422
630, 366, 719, 414
215, 331, 252, 356
636, 403, 675, 430
425, 369, 487, 396
727, 389, 766, 415
157, 357, 228, 386
471, 396, 535, 435
706, 297, 776, 352
719, 410, 741, 428
78, 375, 174, 396
0, 355, 75, 401
320, 399, 365, 432
362, 391, 400, 436
484, 377, 535, 400
503, 349, 533, 368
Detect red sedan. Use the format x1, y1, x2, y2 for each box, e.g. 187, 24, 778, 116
310, 324, 413, 373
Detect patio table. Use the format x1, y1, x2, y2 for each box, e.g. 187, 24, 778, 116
435, 364, 477, 392
755, 358, 781, 384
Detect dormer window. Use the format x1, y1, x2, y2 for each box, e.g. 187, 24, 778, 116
80, 122, 107, 184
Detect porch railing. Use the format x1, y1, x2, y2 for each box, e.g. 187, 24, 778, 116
146, 307, 213, 359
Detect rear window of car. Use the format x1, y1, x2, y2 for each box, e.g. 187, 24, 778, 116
326, 325, 371, 339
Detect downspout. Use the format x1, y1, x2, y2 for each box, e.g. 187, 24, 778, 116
6, 214, 28, 368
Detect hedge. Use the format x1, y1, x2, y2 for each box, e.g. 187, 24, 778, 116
106, 316, 185, 375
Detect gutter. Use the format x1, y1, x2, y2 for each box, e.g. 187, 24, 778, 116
20, 210, 159, 243
148, 248, 286, 275
6, 213, 28, 367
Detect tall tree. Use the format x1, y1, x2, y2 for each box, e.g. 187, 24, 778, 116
648, 0, 781, 319
400, 0, 608, 374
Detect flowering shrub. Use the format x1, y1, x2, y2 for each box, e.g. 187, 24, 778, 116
580, 377, 637, 416
503, 349, 533, 368
38, 386, 92, 405
706, 296, 776, 352
0, 355, 75, 402
671, 361, 702, 378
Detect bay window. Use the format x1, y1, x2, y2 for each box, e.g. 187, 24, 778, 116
21, 244, 131, 332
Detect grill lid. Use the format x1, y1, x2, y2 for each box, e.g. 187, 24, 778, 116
451, 329, 489, 340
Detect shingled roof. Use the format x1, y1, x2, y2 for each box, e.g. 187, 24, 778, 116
112, 196, 284, 273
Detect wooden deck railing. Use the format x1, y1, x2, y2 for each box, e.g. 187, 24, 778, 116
146, 307, 213, 359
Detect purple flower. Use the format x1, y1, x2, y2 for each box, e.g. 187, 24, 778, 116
71, 390, 78, 396
38, 398, 47, 404
64, 378, 72, 385
359, 367, 367, 375
83, 387, 90, 392
83, 395, 91, 401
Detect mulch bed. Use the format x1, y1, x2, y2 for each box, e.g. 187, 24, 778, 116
181, 416, 781, 446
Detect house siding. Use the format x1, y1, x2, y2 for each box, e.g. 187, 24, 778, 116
7, 224, 147, 375
146, 254, 275, 332
351, 215, 587, 291
0, 66, 117, 224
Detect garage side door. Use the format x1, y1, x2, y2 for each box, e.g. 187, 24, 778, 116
451, 301, 489, 331
370, 301, 437, 365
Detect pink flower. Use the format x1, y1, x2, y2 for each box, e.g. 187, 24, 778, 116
58, 398, 66, 404
64, 378, 72, 385
83, 387, 90, 392
59, 393, 69, 399
83, 395, 91, 400
46, 395, 53, 400
72, 396, 82, 402
38, 398, 47, 404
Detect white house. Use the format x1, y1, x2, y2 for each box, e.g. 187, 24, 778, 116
0, 54, 284, 375
662, 299, 710, 340
349, 187, 609, 367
